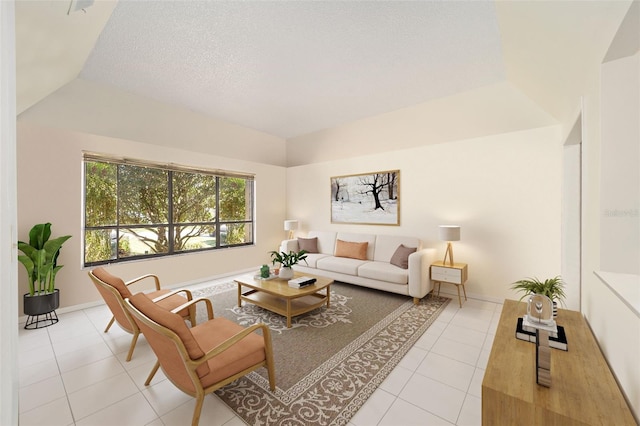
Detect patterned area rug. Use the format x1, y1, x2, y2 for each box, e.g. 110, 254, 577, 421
192, 281, 450, 426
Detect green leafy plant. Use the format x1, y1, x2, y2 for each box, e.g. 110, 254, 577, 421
18, 223, 72, 296
269, 249, 308, 268
511, 276, 566, 305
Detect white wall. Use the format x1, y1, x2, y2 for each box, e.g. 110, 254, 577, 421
600, 52, 639, 274
581, 3, 639, 419
286, 81, 556, 167
16, 122, 287, 310
19, 78, 288, 167
286, 125, 563, 302
1, 1, 19, 424
562, 140, 582, 311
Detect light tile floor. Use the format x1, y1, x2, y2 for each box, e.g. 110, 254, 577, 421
18, 278, 502, 426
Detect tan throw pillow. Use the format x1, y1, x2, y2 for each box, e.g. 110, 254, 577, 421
297, 237, 319, 253
335, 239, 368, 260
390, 244, 417, 269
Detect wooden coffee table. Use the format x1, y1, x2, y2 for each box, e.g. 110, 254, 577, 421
235, 272, 333, 328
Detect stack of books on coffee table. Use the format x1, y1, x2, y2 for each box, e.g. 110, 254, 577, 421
288, 276, 316, 288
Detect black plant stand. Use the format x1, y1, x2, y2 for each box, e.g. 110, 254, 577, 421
23, 290, 60, 329
24, 311, 59, 329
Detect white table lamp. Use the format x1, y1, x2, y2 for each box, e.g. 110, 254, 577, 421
439, 225, 460, 266
284, 220, 298, 239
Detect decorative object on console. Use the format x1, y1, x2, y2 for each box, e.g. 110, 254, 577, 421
269, 249, 308, 279
511, 276, 566, 318
438, 225, 460, 266
284, 220, 298, 239
515, 317, 567, 350
524, 294, 556, 387
330, 170, 400, 225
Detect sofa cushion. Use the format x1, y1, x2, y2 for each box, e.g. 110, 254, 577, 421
390, 244, 417, 269
373, 235, 421, 262
297, 237, 318, 253
308, 231, 337, 255
335, 239, 368, 260
316, 256, 369, 275
192, 317, 266, 389
358, 262, 409, 285
301, 253, 330, 268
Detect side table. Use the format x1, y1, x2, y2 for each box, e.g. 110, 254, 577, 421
431, 261, 468, 307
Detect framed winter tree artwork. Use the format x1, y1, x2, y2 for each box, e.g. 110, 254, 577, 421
330, 170, 400, 225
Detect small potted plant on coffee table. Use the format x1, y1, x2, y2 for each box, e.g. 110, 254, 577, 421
269, 249, 308, 280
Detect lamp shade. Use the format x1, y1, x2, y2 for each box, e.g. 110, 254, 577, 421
284, 220, 298, 231
439, 225, 460, 242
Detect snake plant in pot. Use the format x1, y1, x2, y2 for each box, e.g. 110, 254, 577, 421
18, 223, 71, 326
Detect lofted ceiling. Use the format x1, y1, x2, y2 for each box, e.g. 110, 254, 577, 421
15, 0, 634, 142
77, 0, 505, 139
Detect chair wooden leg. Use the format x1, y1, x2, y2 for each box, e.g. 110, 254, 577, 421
125, 330, 140, 362
413, 297, 419, 305
145, 361, 161, 386
262, 327, 276, 391
192, 394, 205, 426
104, 316, 115, 333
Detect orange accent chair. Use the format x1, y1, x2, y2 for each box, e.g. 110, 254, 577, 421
88, 267, 195, 361
124, 292, 276, 426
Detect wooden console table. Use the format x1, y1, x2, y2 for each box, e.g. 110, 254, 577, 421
482, 299, 636, 425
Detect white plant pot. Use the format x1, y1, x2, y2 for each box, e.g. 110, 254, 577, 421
279, 267, 294, 280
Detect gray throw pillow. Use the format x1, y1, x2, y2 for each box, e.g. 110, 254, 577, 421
390, 244, 417, 269
297, 237, 319, 253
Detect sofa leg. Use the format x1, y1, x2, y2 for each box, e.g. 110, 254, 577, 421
413, 297, 420, 305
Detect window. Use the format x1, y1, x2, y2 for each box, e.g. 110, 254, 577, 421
83, 153, 254, 266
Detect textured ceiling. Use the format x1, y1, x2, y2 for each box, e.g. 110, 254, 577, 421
79, 0, 506, 139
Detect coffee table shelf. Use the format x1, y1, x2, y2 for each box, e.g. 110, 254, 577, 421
235, 273, 333, 328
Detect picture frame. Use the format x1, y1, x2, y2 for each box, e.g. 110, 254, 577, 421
330, 170, 400, 225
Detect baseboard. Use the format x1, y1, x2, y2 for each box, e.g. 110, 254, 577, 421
435, 286, 504, 305
19, 267, 258, 323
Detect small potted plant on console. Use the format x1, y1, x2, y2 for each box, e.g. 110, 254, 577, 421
511, 275, 566, 318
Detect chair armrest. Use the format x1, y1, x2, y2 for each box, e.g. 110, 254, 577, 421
151, 288, 193, 303
126, 274, 162, 291
279, 239, 299, 253
198, 323, 272, 363
169, 297, 214, 324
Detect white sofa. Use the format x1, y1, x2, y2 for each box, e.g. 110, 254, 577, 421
279, 231, 437, 304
